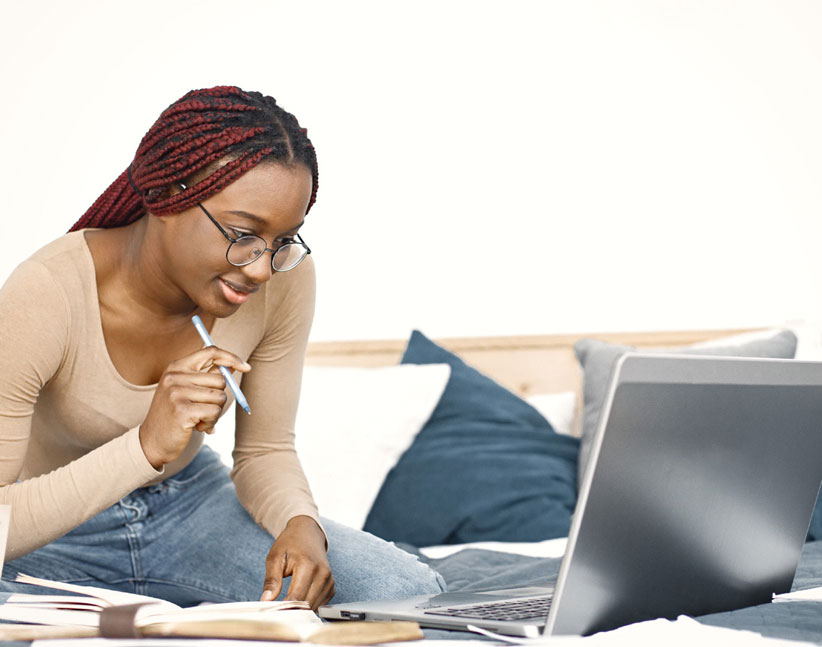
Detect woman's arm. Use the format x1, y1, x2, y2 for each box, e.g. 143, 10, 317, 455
228, 257, 334, 607
0, 261, 162, 559
229, 256, 322, 540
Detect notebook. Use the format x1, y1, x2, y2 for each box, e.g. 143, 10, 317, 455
320, 354, 822, 636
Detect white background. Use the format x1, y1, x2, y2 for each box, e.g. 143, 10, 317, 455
1, 1, 821, 343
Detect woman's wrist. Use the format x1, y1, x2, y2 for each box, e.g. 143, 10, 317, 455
138, 425, 165, 470
286, 515, 326, 547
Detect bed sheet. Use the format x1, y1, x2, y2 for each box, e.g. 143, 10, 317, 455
407, 539, 822, 643
419, 538, 567, 560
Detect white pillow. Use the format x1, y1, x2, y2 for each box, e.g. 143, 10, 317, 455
295, 364, 450, 529
525, 391, 578, 437
207, 363, 451, 530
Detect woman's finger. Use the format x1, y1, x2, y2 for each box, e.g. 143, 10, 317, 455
187, 402, 225, 427
262, 551, 288, 602
169, 384, 229, 407
321, 579, 336, 606
159, 369, 227, 392
195, 420, 219, 434
171, 346, 251, 374
303, 568, 334, 610
284, 559, 315, 605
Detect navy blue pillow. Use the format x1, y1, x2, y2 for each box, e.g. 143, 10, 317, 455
362, 330, 580, 546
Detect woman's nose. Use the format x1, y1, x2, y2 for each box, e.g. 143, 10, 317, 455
240, 253, 274, 285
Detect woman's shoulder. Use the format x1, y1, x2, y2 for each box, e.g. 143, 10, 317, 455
0, 231, 91, 320
25, 230, 89, 264
259, 254, 316, 321
0, 235, 90, 362
11, 231, 91, 287
217, 256, 316, 352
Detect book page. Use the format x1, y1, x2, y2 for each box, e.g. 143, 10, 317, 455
0, 605, 102, 628
33, 640, 308, 647
15, 574, 179, 610
5, 575, 316, 633
5, 594, 108, 610
138, 608, 320, 630
146, 600, 310, 618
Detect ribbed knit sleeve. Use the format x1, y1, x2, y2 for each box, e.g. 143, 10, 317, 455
229, 256, 325, 543
0, 261, 162, 559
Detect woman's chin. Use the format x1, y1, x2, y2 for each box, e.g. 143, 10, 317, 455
191, 278, 251, 319
197, 291, 242, 319
210, 300, 242, 318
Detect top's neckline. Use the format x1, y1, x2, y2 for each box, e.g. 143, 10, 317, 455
77, 230, 221, 391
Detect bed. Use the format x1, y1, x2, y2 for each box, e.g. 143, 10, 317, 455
286, 325, 822, 643
202, 325, 819, 641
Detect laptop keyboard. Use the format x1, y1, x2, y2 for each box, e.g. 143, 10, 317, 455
424, 595, 552, 622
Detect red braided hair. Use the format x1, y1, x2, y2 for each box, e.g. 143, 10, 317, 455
69, 86, 318, 232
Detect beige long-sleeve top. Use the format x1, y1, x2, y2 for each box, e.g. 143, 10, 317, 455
0, 230, 319, 560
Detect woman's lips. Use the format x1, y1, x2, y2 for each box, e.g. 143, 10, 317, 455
219, 278, 256, 305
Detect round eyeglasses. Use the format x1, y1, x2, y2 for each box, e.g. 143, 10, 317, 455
180, 183, 311, 273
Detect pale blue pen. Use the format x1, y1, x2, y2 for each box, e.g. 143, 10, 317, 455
191, 314, 251, 415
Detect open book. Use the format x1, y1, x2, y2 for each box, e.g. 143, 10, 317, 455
0, 574, 423, 644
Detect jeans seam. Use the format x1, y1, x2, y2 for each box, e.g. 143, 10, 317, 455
124, 524, 144, 593
117, 501, 145, 593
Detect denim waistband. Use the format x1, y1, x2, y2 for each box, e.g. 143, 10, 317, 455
142, 444, 228, 493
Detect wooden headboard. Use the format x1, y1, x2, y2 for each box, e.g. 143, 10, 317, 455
306, 328, 759, 399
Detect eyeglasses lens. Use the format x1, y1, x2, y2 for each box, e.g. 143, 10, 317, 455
227, 236, 267, 266
272, 244, 307, 271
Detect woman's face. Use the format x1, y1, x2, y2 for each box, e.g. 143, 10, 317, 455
157, 162, 313, 318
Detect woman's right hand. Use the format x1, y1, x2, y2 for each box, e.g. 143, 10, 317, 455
139, 346, 251, 470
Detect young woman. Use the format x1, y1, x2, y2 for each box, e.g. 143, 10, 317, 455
0, 86, 444, 609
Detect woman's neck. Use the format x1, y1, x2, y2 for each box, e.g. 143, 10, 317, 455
85, 218, 206, 332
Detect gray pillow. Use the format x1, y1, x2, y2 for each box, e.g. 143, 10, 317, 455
573, 330, 799, 488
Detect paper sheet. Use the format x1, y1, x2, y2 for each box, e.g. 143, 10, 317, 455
464, 616, 816, 646
773, 586, 822, 602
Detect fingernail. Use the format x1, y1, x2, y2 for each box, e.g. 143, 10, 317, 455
261, 590, 274, 601
243, 361, 252, 370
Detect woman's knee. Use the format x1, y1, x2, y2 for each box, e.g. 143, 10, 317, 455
322, 518, 446, 603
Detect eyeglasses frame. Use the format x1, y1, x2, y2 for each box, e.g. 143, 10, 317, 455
179, 182, 311, 273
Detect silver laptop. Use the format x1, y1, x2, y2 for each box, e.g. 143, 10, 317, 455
320, 354, 822, 636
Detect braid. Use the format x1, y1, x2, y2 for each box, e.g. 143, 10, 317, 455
69, 86, 319, 232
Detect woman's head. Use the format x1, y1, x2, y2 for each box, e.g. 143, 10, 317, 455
154, 161, 313, 317
69, 86, 318, 232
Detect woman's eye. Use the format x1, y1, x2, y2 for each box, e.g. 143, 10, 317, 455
231, 229, 254, 239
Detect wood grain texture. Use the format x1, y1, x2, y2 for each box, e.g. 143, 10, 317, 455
306, 328, 760, 396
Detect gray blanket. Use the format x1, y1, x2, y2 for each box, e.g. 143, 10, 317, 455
409, 539, 822, 642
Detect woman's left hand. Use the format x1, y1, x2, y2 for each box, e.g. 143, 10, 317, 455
261, 515, 334, 610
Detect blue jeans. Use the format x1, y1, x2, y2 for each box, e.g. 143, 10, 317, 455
1, 446, 445, 604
